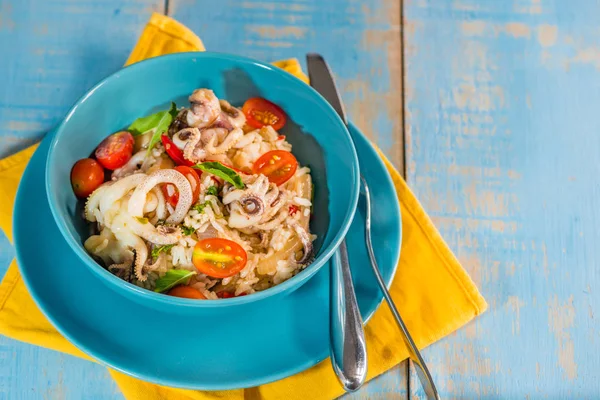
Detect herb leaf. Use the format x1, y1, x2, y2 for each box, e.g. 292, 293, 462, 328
192, 201, 211, 213
206, 186, 219, 196
151, 244, 175, 260
146, 102, 178, 154
181, 225, 196, 235
154, 269, 197, 293
194, 162, 244, 189
128, 102, 178, 136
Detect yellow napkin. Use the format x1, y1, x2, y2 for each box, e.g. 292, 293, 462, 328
0, 13, 486, 400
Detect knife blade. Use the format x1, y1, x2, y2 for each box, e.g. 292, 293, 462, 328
307, 53, 367, 392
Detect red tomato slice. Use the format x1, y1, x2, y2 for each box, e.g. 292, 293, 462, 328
95, 131, 134, 170
192, 238, 247, 278
161, 135, 194, 167
71, 158, 105, 198
242, 97, 287, 131
161, 166, 200, 207
252, 150, 298, 186
167, 286, 206, 299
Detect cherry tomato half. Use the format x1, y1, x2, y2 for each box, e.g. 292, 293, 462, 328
94, 131, 134, 170
71, 158, 105, 198
161, 135, 194, 167
161, 166, 201, 207
167, 286, 206, 299
252, 150, 298, 186
192, 238, 247, 278
242, 97, 287, 131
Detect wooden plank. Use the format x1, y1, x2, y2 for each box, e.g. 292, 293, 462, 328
0, 0, 160, 398
170, 0, 404, 172
0, 0, 405, 397
0, 0, 163, 159
170, 0, 407, 398
170, 1, 406, 398
405, 0, 600, 398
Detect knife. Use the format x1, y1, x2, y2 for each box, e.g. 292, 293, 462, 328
306, 53, 367, 392
307, 53, 440, 400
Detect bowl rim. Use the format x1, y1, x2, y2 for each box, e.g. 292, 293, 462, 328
45, 51, 360, 307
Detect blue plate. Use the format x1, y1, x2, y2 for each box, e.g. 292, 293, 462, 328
14, 123, 401, 390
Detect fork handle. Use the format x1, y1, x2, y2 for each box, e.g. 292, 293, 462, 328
329, 240, 368, 391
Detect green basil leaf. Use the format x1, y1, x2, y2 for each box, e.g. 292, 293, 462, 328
146, 102, 178, 155
154, 269, 197, 293
206, 185, 219, 197
194, 162, 244, 189
128, 102, 177, 136
181, 225, 196, 235
192, 200, 211, 214
151, 244, 175, 260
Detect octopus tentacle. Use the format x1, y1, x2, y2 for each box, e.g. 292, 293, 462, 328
256, 210, 288, 230
84, 184, 111, 222
219, 100, 246, 129
99, 174, 147, 219
111, 150, 146, 179
182, 128, 206, 162
168, 109, 190, 137
289, 221, 313, 264
186, 89, 221, 128
129, 217, 181, 245
204, 127, 243, 155
128, 169, 193, 224
110, 212, 149, 281
108, 250, 134, 282
144, 252, 168, 277
133, 240, 150, 282
150, 187, 167, 220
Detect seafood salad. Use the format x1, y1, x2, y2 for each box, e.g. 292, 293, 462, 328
70, 89, 314, 300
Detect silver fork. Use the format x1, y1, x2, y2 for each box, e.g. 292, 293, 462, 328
360, 176, 440, 400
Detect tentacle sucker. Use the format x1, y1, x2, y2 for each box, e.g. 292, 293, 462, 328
110, 212, 150, 281
108, 250, 134, 282
204, 127, 243, 155
128, 169, 193, 224
84, 184, 111, 222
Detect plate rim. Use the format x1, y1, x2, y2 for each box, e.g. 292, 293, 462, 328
13, 122, 402, 390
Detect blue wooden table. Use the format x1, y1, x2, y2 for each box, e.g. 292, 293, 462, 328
0, 0, 597, 398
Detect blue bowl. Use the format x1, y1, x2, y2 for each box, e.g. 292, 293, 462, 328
46, 52, 360, 310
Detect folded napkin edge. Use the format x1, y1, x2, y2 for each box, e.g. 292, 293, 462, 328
0, 145, 38, 173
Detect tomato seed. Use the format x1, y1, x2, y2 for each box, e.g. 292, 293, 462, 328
225, 245, 232, 251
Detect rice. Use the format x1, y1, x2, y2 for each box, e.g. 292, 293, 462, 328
293, 197, 312, 207
81, 89, 317, 299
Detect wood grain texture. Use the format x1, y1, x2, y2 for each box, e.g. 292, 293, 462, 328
405, 0, 600, 398
0, 0, 158, 398
169, 1, 406, 397
170, 0, 404, 171
0, 0, 406, 398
